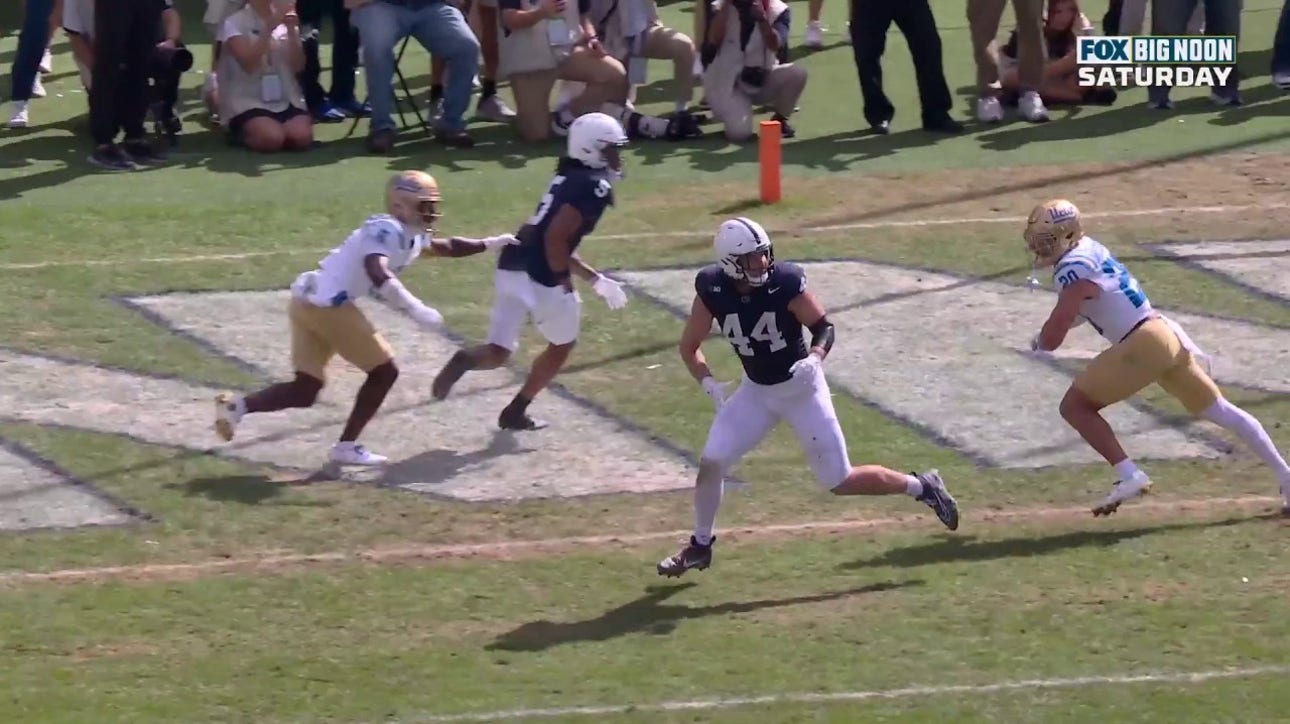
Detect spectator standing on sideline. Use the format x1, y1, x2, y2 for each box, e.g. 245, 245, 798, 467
1102, 0, 1202, 35
1148, 0, 1241, 108
849, 0, 962, 134
7, 0, 55, 129
85, 0, 172, 170
968, 0, 1047, 123
1275, 0, 1290, 89
346, 0, 480, 153
297, 0, 367, 122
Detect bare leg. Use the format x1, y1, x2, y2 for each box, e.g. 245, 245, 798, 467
338, 361, 399, 442
829, 465, 915, 495
431, 343, 511, 399
1060, 387, 1129, 466
245, 372, 324, 413
498, 342, 575, 430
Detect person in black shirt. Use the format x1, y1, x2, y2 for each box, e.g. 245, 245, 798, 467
657, 216, 960, 578
86, 0, 175, 169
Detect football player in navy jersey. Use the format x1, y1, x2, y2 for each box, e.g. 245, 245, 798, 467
657, 217, 961, 578
431, 112, 632, 431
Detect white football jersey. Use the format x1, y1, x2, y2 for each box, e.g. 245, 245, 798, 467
1051, 236, 1154, 343
295, 215, 426, 307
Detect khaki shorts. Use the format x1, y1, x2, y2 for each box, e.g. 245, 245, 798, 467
288, 297, 394, 381
1074, 316, 1220, 415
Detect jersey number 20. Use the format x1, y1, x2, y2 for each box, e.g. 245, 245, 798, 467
527, 175, 567, 226
721, 312, 787, 357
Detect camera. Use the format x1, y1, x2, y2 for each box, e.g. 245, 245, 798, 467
148, 43, 193, 144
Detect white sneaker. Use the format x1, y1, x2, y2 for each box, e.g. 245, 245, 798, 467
1276, 71, 1290, 90
39, 47, 52, 74
7, 101, 29, 129
804, 21, 824, 49
30, 75, 46, 99
1092, 470, 1152, 517
329, 442, 388, 466
976, 96, 1004, 123
1019, 90, 1049, 122
214, 392, 244, 442
1279, 479, 1290, 515
476, 94, 515, 122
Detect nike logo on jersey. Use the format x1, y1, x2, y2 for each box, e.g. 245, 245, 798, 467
768, 287, 780, 294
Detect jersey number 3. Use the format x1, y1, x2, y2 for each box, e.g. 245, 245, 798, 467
721, 312, 787, 357
527, 175, 567, 226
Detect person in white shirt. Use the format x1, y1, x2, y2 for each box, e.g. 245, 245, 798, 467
1026, 199, 1290, 516
213, 171, 521, 467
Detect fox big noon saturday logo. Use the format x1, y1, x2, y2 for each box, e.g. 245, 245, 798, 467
1076, 35, 1236, 88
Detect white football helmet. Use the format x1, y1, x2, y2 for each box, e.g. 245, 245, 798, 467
567, 112, 629, 178
714, 217, 774, 286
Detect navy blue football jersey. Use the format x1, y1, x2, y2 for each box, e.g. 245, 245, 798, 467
497, 159, 616, 287
696, 261, 809, 385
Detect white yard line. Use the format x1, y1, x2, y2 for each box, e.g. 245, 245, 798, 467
0, 494, 1278, 585
407, 664, 1290, 722
4, 202, 1286, 271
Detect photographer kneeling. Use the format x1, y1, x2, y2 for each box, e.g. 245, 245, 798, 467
702, 0, 804, 141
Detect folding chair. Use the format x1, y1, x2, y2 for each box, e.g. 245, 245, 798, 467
347, 36, 432, 138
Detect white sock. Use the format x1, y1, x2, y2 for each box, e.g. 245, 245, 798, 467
1113, 459, 1141, 481
693, 464, 724, 546
1203, 398, 1290, 483
904, 475, 923, 497
674, 99, 688, 113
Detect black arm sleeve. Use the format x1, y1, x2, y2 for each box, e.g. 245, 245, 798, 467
808, 317, 835, 354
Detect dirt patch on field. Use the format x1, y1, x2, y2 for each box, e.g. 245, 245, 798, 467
2, 494, 1282, 588
68, 641, 160, 662
658, 152, 1290, 243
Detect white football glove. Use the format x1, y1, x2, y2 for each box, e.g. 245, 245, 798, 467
592, 274, 629, 310
480, 233, 520, 250
789, 353, 823, 386
700, 376, 730, 411
407, 303, 444, 330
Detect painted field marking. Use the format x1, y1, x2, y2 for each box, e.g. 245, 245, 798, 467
405, 664, 1290, 722
1, 493, 1280, 585
2, 202, 1286, 271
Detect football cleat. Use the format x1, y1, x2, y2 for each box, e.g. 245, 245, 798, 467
657, 536, 713, 577
914, 469, 959, 530
1092, 470, 1152, 517
329, 442, 388, 466
498, 408, 549, 431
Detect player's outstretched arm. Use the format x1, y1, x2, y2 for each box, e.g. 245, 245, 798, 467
788, 291, 835, 361
363, 253, 443, 329
1035, 280, 1099, 352
424, 234, 520, 258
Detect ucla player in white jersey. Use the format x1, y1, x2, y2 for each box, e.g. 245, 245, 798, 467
213, 170, 520, 466
1026, 199, 1290, 516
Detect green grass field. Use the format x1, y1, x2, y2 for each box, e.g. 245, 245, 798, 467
3, 0, 1290, 720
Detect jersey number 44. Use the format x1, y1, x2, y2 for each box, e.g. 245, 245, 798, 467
721, 311, 788, 357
